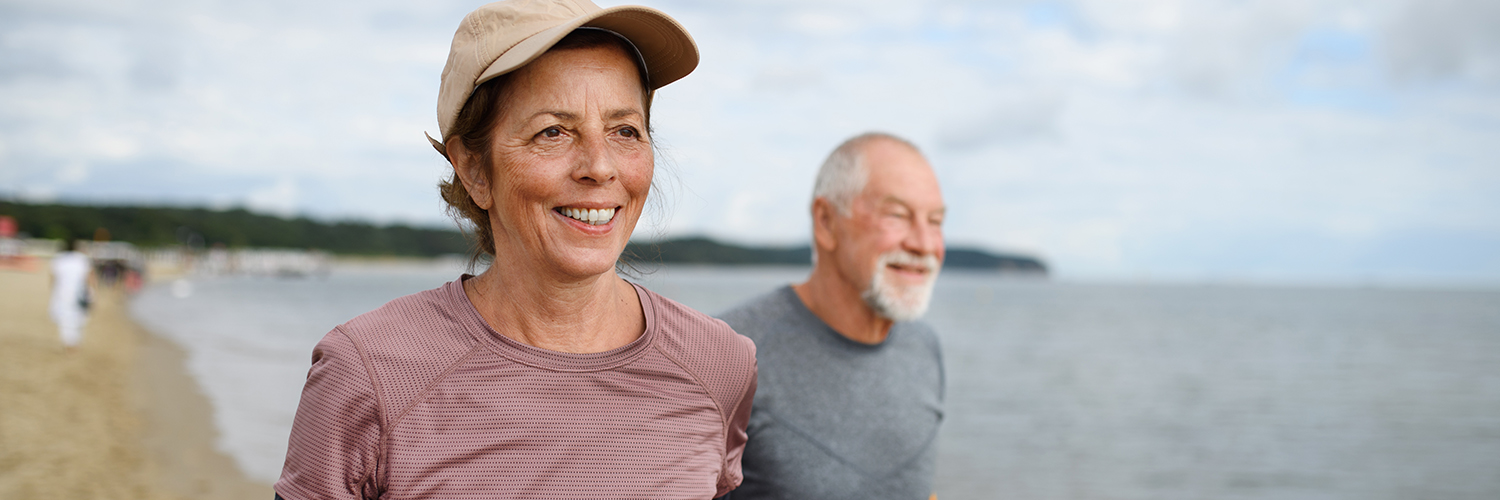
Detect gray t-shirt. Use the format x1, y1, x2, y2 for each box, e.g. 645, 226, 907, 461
718, 286, 944, 500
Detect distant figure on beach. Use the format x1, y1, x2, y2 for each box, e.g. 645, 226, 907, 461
0, 215, 20, 268
274, 1, 756, 499
49, 239, 93, 350
717, 133, 947, 500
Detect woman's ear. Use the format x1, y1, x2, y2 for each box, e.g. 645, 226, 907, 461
447, 139, 494, 210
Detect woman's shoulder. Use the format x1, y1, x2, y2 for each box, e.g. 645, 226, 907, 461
637, 285, 753, 353
335, 279, 479, 363
313, 279, 482, 415
635, 284, 756, 387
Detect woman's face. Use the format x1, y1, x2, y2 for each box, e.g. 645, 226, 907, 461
476, 44, 651, 280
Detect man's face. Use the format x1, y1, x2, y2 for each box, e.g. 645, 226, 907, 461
829, 140, 946, 321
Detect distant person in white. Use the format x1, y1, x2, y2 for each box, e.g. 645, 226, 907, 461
50, 239, 93, 349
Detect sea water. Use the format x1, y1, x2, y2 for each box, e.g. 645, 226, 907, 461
129, 264, 1500, 499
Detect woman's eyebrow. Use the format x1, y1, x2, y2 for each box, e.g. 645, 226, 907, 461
525, 109, 639, 122
519, 110, 582, 124
607, 108, 643, 121
526, 110, 579, 122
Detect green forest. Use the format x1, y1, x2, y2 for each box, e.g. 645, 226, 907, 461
0, 201, 469, 256
0, 201, 1046, 272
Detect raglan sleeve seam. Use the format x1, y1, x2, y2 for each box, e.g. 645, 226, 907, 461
275, 326, 385, 500
716, 329, 758, 494
336, 326, 389, 494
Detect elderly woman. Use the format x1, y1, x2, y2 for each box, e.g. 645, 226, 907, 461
273, 1, 757, 498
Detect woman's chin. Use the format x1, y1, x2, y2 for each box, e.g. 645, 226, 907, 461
536, 218, 635, 278
542, 246, 627, 279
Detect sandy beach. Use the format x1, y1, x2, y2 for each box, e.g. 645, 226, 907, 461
0, 265, 272, 499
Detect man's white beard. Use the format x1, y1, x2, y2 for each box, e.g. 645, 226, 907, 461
861, 250, 940, 322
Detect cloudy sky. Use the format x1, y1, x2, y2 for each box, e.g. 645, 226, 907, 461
2, 0, 1498, 283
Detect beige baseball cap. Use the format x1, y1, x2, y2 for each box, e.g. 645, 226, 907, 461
427, 0, 699, 155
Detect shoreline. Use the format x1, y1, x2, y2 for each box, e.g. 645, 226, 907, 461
0, 266, 271, 499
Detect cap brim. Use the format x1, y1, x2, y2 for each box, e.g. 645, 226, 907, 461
475, 5, 699, 91
427, 131, 447, 156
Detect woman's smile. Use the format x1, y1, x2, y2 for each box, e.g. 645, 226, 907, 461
555, 206, 619, 226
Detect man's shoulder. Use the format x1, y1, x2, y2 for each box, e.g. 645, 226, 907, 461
717, 286, 806, 344
895, 319, 944, 368
898, 319, 942, 347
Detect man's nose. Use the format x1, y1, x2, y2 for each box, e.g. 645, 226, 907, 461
903, 218, 942, 257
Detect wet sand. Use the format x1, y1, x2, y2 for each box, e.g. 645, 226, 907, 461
0, 267, 272, 499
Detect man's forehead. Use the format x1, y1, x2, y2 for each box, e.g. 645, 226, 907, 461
861, 137, 922, 160
876, 194, 947, 214
860, 142, 943, 205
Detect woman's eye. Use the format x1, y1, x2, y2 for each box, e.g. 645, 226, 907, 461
619, 127, 637, 138
540, 127, 562, 138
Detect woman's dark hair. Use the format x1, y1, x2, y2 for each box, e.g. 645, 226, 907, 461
438, 29, 652, 263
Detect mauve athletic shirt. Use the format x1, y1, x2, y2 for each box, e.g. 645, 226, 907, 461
274, 277, 757, 500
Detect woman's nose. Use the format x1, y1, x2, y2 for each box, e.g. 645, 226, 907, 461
572, 134, 617, 185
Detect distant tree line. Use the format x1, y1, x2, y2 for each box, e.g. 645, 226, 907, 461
1, 201, 1047, 272
624, 236, 1048, 272
0, 201, 469, 256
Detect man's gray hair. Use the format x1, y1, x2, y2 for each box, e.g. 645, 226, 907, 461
812, 132, 921, 214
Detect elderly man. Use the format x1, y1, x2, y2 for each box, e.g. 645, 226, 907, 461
718, 132, 946, 499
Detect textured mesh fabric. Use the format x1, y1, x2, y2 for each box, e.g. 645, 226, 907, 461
275, 278, 757, 500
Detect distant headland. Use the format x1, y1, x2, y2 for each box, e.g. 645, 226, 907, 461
0, 201, 1046, 273
623, 237, 1047, 273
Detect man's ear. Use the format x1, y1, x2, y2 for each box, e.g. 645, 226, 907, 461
447, 139, 494, 210
811, 197, 840, 254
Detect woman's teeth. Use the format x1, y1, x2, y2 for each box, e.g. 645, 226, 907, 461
561, 207, 615, 225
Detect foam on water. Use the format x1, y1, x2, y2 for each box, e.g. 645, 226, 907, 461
131, 264, 1500, 498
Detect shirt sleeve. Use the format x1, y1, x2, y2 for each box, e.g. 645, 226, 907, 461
716, 335, 758, 497
274, 327, 382, 500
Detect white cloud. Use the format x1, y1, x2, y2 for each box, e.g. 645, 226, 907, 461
57, 162, 89, 184
937, 90, 1066, 150
245, 177, 300, 218
639, 0, 1500, 281
1, 0, 1496, 282
1384, 0, 1500, 84
785, 10, 859, 37
18, 185, 57, 203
